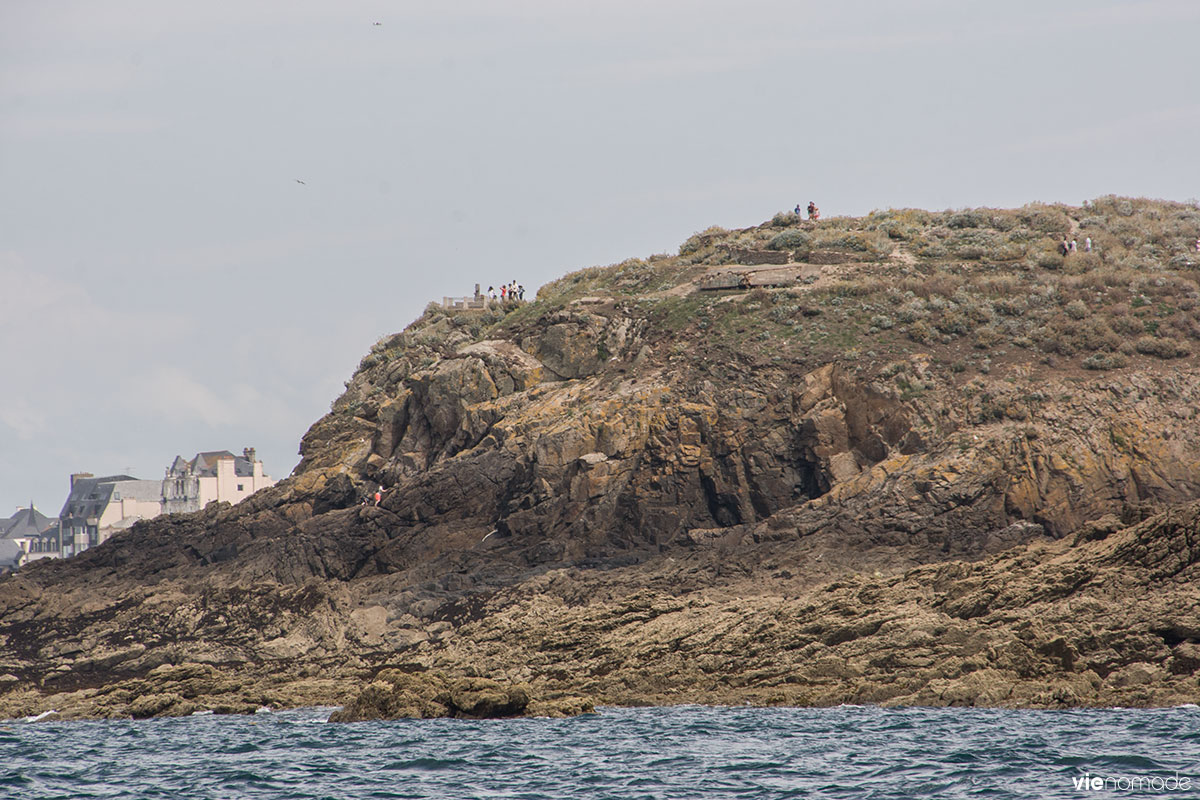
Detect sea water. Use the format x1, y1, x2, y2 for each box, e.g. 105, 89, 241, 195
2, 704, 1198, 799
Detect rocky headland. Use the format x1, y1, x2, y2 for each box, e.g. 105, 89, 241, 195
3, 196, 1200, 719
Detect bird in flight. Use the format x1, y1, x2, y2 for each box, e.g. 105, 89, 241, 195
372, 21, 382, 26
295, 179, 307, 185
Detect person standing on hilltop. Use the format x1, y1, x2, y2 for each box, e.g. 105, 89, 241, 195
795, 203, 803, 217
807, 201, 820, 220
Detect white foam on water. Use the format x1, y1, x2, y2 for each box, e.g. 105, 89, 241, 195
21, 710, 59, 723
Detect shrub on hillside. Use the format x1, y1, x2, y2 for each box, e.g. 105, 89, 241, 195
680, 226, 729, 257
767, 230, 811, 251
947, 211, 987, 229
896, 299, 926, 323
811, 230, 892, 259
1034, 249, 1066, 269
1065, 252, 1102, 273
973, 326, 1005, 349
933, 310, 971, 336
1109, 314, 1144, 336
993, 296, 1028, 317
1018, 204, 1072, 233
1082, 352, 1128, 370
1134, 336, 1190, 359
1064, 299, 1090, 319
875, 220, 919, 240
907, 320, 934, 343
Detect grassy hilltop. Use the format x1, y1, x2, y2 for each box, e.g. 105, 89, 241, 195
507, 194, 1199, 373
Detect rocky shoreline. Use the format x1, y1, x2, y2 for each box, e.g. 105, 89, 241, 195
2, 500, 1197, 719
3, 199, 1199, 720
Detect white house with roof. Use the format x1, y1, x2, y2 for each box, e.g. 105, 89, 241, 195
161, 448, 275, 515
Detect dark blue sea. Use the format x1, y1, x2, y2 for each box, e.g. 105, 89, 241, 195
3, 705, 1199, 799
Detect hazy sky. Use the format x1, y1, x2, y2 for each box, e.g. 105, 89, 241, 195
2, 1, 1198, 517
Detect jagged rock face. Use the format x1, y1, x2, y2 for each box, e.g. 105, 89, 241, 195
354, 348, 919, 562
292, 299, 1200, 574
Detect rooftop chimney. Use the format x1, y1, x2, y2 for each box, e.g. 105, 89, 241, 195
70, 472, 93, 490
244, 447, 256, 463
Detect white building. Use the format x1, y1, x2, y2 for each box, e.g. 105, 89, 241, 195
161, 448, 276, 515
58, 474, 164, 557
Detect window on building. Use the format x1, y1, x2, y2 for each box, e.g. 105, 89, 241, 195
237, 484, 244, 491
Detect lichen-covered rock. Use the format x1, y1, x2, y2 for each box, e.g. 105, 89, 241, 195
327, 671, 587, 722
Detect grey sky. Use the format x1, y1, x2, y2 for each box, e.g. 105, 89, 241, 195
2, 0, 1198, 517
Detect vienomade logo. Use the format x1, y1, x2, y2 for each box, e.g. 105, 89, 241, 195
1072, 771, 1191, 793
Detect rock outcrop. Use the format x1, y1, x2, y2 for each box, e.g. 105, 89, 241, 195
3, 197, 1200, 719
327, 670, 593, 721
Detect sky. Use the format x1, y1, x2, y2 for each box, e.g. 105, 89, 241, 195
2, 0, 1198, 518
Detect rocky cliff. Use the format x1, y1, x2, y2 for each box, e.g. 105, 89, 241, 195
3, 196, 1200, 718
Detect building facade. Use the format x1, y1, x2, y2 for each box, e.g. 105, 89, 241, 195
41, 447, 277, 559
58, 474, 163, 557
161, 448, 275, 515
1, 505, 59, 568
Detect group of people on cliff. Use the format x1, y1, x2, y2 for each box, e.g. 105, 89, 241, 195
795, 201, 820, 221
487, 282, 524, 302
